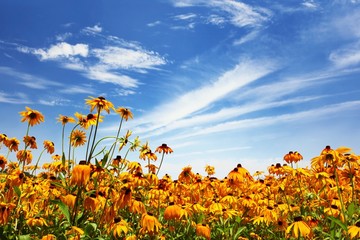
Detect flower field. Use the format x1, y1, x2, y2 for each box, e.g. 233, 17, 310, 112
1, 96, 360, 239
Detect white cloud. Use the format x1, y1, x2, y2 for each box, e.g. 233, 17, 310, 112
85, 67, 139, 88
302, 1, 318, 9
147, 21, 161, 27
174, 100, 360, 139
329, 41, 360, 67
0, 66, 62, 89
233, 30, 260, 45
55, 32, 72, 41
172, 0, 271, 28
82, 24, 103, 35
206, 14, 226, 26
129, 59, 276, 133
0, 91, 32, 104
18, 42, 89, 61
173, 13, 197, 20
92, 46, 166, 70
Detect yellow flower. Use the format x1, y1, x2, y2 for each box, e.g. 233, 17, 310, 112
70, 129, 87, 147
348, 222, 360, 239
26, 217, 47, 227
16, 149, 33, 165
286, 216, 311, 238
205, 165, 215, 176
57, 114, 76, 125
85, 96, 114, 114
116, 107, 133, 121
196, 224, 211, 240
164, 202, 182, 220
23, 136, 37, 149
155, 143, 173, 154
0, 155, 7, 170
41, 234, 56, 240
70, 163, 91, 186
61, 194, 77, 208
140, 213, 162, 235
19, 106, 44, 126
111, 217, 131, 238
43, 140, 55, 154
4, 137, 20, 152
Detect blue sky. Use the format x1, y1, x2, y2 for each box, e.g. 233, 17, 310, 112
1, 0, 360, 178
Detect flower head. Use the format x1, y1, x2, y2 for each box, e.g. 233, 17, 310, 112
57, 114, 76, 125
70, 129, 87, 147
116, 107, 133, 121
86, 96, 114, 114
155, 143, 173, 154
43, 140, 55, 154
19, 107, 44, 126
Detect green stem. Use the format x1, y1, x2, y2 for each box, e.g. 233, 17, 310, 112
109, 117, 124, 161
156, 152, 165, 176
87, 110, 101, 164
85, 125, 94, 162
31, 149, 46, 176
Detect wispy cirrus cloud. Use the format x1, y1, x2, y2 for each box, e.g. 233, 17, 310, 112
171, 0, 271, 28
329, 41, 360, 67
0, 66, 63, 89
0, 91, 32, 104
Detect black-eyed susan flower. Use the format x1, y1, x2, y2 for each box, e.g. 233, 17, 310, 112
0, 133, 7, 146
348, 222, 360, 239
19, 106, 44, 126
178, 166, 195, 184
57, 114, 76, 125
116, 107, 133, 121
86, 96, 114, 114
4, 137, 20, 152
61, 194, 77, 208
70, 163, 91, 186
70, 129, 87, 147
26, 217, 47, 227
196, 224, 211, 240
164, 202, 182, 220
140, 213, 162, 235
0, 155, 7, 170
110, 217, 131, 238
41, 234, 56, 240
23, 136, 37, 149
205, 165, 215, 176
129, 197, 147, 214
16, 149, 33, 165
286, 216, 311, 239
155, 143, 173, 154
0, 202, 16, 224
43, 140, 55, 154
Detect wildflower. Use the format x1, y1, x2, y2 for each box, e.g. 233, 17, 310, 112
61, 194, 77, 208
26, 217, 47, 227
155, 143, 173, 154
4, 137, 20, 152
140, 213, 162, 235
0, 202, 16, 224
66, 226, 84, 239
86, 96, 114, 114
286, 216, 311, 238
0, 133, 7, 146
57, 114, 76, 125
111, 217, 130, 237
284, 151, 303, 164
0, 155, 7, 170
205, 165, 215, 176
41, 234, 56, 240
129, 197, 147, 214
23, 136, 37, 149
348, 222, 360, 239
70, 129, 87, 147
43, 140, 55, 154
116, 107, 133, 121
19, 106, 45, 126
196, 224, 211, 240
16, 149, 33, 165
70, 163, 91, 186
84, 195, 101, 212
164, 202, 182, 220
178, 166, 196, 184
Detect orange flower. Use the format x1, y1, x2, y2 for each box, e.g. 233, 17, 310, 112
70, 129, 87, 147
4, 137, 20, 152
155, 143, 173, 154
140, 213, 162, 235
70, 163, 91, 186
196, 224, 211, 240
23, 136, 37, 149
0, 155, 7, 170
85, 96, 114, 114
116, 107, 133, 121
43, 140, 55, 154
57, 114, 76, 125
16, 149, 33, 165
164, 202, 182, 220
19, 106, 44, 126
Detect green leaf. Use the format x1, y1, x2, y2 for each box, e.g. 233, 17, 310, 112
62, 152, 66, 167
85, 222, 97, 235
51, 199, 71, 223
328, 216, 347, 231
18, 235, 32, 240
13, 185, 21, 197
347, 202, 356, 217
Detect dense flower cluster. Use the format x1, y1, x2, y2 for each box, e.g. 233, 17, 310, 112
1, 97, 360, 239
